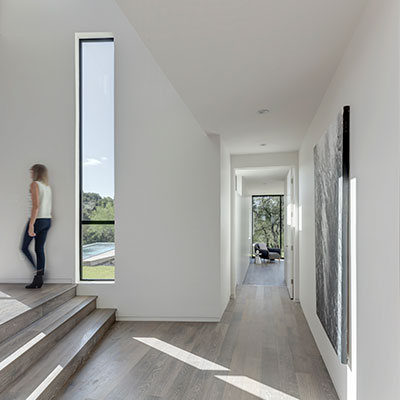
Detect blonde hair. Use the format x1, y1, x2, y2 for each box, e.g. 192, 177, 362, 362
31, 164, 49, 185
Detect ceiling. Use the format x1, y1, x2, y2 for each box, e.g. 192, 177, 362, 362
236, 166, 289, 183
117, 0, 366, 154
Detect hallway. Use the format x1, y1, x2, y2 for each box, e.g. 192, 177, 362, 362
58, 285, 338, 400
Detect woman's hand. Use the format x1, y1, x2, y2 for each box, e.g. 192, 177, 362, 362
28, 224, 36, 237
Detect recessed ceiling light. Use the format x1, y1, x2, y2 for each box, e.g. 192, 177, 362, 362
257, 108, 270, 114
260, 143, 267, 147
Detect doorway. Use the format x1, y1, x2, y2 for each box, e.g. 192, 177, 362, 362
243, 194, 285, 286
252, 195, 284, 253
233, 165, 296, 299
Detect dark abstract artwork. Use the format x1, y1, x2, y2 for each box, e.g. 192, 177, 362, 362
314, 106, 349, 364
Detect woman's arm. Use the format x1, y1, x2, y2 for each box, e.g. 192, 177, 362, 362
29, 182, 39, 237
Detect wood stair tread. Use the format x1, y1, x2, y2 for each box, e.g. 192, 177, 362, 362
12, 285, 78, 313
0, 309, 115, 400
0, 285, 77, 326
0, 296, 96, 363
0, 285, 78, 345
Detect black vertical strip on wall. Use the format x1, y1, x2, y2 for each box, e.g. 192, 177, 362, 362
341, 105, 350, 364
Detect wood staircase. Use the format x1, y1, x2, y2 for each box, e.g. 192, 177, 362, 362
0, 284, 115, 399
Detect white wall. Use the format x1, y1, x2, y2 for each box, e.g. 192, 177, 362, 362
232, 152, 298, 170
0, 0, 227, 320
298, 0, 400, 398
242, 179, 284, 196
220, 140, 231, 312
239, 194, 252, 284
232, 175, 252, 286
284, 169, 296, 299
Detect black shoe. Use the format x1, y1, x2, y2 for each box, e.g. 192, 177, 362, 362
36, 274, 43, 288
25, 275, 43, 289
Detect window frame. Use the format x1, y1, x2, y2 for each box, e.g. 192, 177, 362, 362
78, 36, 115, 282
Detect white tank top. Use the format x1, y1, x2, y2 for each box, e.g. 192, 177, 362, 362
32, 181, 52, 219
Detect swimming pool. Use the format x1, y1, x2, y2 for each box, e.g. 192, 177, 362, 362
82, 242, 115, 260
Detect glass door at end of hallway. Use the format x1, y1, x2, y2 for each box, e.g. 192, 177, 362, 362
252, 195, 284, 258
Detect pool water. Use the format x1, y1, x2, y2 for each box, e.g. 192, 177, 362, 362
82, 242, 115, 260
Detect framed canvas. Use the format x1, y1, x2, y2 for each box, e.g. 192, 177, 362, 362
314, 106, 350, 364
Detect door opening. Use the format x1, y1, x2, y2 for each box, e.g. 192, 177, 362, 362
252, 195, 284, 255
242, 194, 285, 287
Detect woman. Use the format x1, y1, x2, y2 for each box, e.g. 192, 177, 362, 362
21, 164, 52, 289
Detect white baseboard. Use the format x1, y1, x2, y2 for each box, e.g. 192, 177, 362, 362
116, 316, 221, 322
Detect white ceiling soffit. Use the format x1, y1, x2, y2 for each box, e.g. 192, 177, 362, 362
236, 166, 290, 181
117, 0, 366, 154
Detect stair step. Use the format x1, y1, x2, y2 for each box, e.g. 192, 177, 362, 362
0, 285, 77, 344
0, 296, 96, 392
0, 309, 115, 400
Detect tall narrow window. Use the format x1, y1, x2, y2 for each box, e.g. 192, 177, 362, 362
79, 38, 115, 281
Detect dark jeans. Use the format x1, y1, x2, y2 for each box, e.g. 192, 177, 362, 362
21, 218, 51, 276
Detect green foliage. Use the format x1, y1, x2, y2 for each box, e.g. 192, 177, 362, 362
252, 196, 284, 249
82, 192, 102, 220
82, 192, 114, 245
83, 192, 114, 220
90, 200, 114, 220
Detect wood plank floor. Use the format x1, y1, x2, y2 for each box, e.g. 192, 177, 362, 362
243, 260, 285, 286
58, 286, 338, 400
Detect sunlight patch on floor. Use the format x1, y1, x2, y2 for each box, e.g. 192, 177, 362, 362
26, 364, 63, 400
215, 375, 299, 400
133, 337, 300, 399
133, 337, 230, 371
0, 299, 31, 315
0, 332, 46, 371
